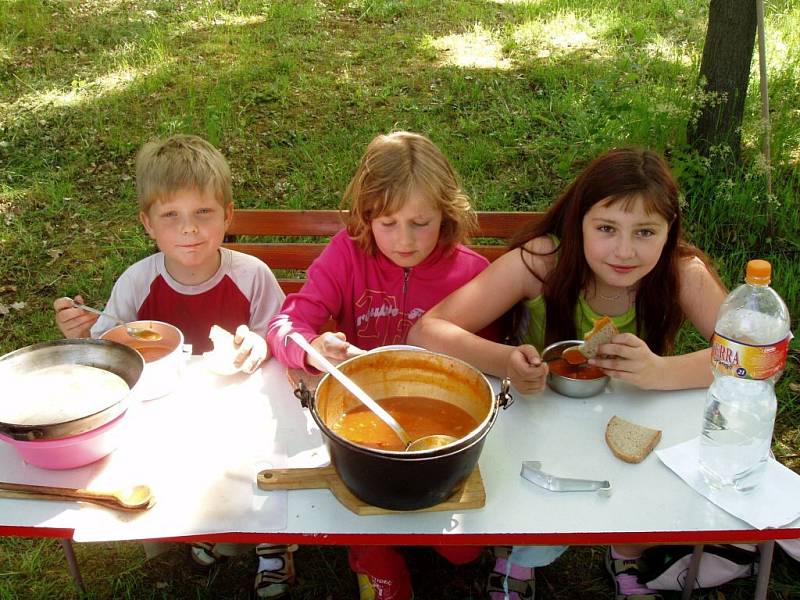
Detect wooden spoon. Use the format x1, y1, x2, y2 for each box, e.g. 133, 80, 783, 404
0, 481, 154, 511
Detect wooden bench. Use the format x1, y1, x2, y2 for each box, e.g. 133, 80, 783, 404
224, 209, 544, 293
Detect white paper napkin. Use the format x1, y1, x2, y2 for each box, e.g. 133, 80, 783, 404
656, 437, 800, 530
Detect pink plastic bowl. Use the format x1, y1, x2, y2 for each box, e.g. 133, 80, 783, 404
0, 411, 128, 470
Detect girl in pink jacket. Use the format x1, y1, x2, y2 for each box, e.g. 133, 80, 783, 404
267, 131, 490, 600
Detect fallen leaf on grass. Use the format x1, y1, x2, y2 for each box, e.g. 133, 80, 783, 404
0, 303, 8, 316
11, 301, 26, 310
46, 248, 64, 264
790, 383, 800, 393
0, 284, 16, 293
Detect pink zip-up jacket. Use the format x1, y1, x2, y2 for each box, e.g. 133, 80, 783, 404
267, 230, 489, 371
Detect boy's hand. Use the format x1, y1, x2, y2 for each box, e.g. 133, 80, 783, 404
53, 295, 96, 339
507, 344, 548, 395
233, 324, 268, 374
307, 331, 365, 371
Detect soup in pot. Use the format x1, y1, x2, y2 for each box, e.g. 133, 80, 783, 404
331, 395, 479, 451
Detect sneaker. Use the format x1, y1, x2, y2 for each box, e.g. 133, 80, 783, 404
604, 548, 663, 600
188, 542, 226, 570
486, 554, 534, 600
355, 571, 413, 600
254, 543, 298, 599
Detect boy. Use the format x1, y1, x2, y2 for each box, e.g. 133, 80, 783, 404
54, 133, 283, 373
53, 134, 294, 598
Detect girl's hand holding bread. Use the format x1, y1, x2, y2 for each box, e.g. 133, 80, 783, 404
590, 332, 667, 390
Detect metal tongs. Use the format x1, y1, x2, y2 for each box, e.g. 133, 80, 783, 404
521, 461, 612, 494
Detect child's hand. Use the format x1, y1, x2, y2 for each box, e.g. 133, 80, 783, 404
233, 324, 268, 374
53, 295, 96, 338
590, 333, 666, 389
507, 344, 548, 395
307, 332, 365, 371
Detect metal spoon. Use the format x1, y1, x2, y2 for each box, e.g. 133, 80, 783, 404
71, 302, 163, 342
0, 481, 154, 511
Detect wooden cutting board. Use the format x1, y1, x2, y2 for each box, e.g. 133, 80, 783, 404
256, 465, 485, 516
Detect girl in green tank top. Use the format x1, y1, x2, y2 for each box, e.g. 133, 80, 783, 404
409, 148, 727, 600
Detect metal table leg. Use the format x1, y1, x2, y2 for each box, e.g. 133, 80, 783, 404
754, 541, 774, 600
59, 538, 86, 595
681, 544, 704, 600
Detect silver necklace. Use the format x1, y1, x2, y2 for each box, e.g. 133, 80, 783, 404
597, 290, 622, 301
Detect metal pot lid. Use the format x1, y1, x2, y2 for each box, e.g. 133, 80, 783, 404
0, 339, 144, 439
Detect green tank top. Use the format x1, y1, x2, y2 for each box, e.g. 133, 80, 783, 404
520, 295, 637, 351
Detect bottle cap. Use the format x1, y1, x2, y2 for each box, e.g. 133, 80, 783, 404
745, 259, 771, 285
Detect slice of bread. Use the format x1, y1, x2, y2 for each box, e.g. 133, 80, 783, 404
605, 415, 662, 463
578, 316, 619, 359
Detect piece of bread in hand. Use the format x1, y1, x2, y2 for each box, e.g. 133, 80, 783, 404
578, 315, 619, 359
605, 415, 662, 463
203, 325, 241, 375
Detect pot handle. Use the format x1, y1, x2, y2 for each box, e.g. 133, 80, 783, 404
497, 377, 514, 409
0, 422, 46, 442
294, 379, 314, 409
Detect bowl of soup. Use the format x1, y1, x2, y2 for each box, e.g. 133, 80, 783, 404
295, 348, 511, 510
543, 340, 609, 398
100, 320, 187, 401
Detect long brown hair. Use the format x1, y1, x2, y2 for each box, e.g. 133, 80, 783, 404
511, 147, 709, 355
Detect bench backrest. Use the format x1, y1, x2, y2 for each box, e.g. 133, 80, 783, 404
224, 209, 544, 293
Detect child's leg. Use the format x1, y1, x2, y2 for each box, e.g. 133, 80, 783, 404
349, 545, 412, 600
434, 545, 483, 564
488, 545, 567, 600
255, 543, 298, 600
606, 545, 662, 599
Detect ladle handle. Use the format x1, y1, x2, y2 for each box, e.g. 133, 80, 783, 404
288, 332, 411, 446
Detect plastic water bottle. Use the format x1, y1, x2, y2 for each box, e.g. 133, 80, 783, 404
699, 259, 791, 491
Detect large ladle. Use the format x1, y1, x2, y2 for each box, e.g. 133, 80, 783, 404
288, 333, 457, 452
0, 481, 154, 512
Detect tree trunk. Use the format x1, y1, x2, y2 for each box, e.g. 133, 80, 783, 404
687, 0, 757, 157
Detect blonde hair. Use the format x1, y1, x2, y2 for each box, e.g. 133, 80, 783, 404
135, 134, 232, 212
343, 131, 477, 254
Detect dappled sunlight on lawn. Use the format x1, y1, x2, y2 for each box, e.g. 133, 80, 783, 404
512, 12, 606, 58
5, 64, 161, 112
643, 34, 694, 67
426, 25, 511, 70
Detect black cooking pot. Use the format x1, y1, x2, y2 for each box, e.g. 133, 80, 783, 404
295, 348, 511, 510
0, 339, 144, 441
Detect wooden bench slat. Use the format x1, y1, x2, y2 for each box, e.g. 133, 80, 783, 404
223, 243, 326, 269
228, 210, 348, 236
225, 209, 544, 294
228, 210, 542, 238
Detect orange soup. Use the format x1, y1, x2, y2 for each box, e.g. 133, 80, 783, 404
549, 357, 605, 380
331, 396, 479, 451
129, 344, 173, 363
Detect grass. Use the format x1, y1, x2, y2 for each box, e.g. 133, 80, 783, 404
1, 0, 799, 598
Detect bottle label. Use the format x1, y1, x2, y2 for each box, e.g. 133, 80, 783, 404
711, 332, 790, 380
